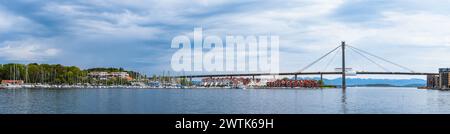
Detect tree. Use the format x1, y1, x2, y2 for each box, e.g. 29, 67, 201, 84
0, 63, 152, 85
151, 75, 157, 81
318, 80, 324, 86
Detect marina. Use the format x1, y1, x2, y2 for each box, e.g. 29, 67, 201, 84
1, 43, 447, 90
2, 0, 450, 130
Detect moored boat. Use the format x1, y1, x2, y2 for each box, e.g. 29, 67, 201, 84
2, 84, 22, 89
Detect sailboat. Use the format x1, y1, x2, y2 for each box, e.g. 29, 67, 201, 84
234, 81, 247, 90
2, 64, 23, 89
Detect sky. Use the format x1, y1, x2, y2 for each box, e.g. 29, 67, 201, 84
0, 0, 449, 79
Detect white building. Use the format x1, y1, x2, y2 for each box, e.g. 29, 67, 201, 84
88, 72, 130, 80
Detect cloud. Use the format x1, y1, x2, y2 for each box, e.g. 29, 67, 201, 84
375, 11, 450, 46
40, 3, 163, 40
0, 8, 39, 34
0, 0, 450, 76
0, 39, 60, 62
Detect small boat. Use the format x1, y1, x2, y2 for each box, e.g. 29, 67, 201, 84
3, 84, 22, 89
236, 84, 247, 90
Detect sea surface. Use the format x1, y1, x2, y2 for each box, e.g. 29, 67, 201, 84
1, 87, 450, 114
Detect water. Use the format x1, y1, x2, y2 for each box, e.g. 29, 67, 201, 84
1, 87, 450, 114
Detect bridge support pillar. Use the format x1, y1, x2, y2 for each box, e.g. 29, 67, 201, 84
341, 41, 346, 90
252, 75, 255, 81
295, 75, 298, 80
320, 74, 323, 82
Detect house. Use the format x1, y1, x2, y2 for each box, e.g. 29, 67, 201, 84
1, 80, 24, 85
88, 72, 132, 80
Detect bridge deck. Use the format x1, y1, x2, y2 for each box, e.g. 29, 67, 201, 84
176, 72, 438, 78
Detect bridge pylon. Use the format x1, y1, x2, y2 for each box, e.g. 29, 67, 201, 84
341, 41, 346, 90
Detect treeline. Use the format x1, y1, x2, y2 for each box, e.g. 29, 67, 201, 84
86, 67, 125, 72
0, 63, 146, 85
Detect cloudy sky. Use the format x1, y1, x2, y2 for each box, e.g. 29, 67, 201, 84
0, 0, 449, 78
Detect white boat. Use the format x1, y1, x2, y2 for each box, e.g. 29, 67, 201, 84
22, 84, 33, 88
236, 84, 247, 90
2, 84, 22, 89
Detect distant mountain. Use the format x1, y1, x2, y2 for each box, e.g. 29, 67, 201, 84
293, 77, 426, 87
352, 84, 396, 87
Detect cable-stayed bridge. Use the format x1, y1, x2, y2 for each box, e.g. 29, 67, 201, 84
176, 41, 438, 89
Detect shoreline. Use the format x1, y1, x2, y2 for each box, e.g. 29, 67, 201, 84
0, 85, 421, 90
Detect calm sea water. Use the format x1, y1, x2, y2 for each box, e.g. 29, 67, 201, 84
1, 87, 450, 114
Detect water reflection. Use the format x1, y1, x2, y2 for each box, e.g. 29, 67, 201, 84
1, 87, 450, 114
341, 89, 348, 114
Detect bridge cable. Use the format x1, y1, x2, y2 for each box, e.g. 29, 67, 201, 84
346, 46, 367, 72
297, 45, 341, 73
347, 45, 415, 73
348, 47, 391, 72
322, 48, 341, 71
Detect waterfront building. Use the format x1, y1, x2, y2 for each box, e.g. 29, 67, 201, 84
266, 79, 319, 88
110, 72, 130, 78
427, 75, 439, 89
88, 72, 108, 80
1, 80, 24, 85
88, 72, 132, 80
440, 68, 450, 89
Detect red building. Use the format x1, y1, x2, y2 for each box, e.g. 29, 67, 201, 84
1, 80, 24, 85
